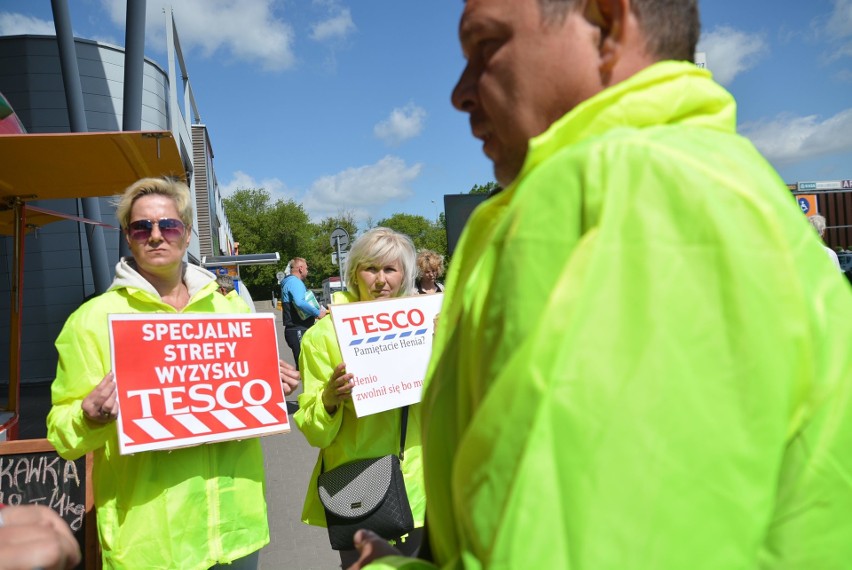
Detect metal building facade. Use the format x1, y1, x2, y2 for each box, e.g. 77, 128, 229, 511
0, 32, 234, 384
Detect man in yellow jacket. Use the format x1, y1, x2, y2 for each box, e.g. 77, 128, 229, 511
353, 0, 852, 568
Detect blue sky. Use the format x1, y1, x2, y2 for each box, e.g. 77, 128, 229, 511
2, 0, 851, 226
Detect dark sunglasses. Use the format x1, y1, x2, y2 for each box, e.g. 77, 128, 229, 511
127, 218, 186, 242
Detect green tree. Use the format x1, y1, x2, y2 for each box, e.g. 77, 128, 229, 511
377, 213, 447, 257
303, 213, 358, 289
222, 188, 271, 256
469, 181, 500, 195
223, 187, 313, 298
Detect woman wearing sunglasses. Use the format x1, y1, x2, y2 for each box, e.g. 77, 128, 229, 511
46, 177, 299, 569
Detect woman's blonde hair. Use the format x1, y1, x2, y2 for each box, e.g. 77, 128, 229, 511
809, 214, 827, 237
114, 177, 193, 230
344, 227, 417, 298
416, 249, 445, 279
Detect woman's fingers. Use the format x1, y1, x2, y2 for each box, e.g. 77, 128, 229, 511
323, 363, 355, 410
279, 360, 300, 395
334, 369, 354, 399
82, 371, 117, 423
331, 362, 347, 380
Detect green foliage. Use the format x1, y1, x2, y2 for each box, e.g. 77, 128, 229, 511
223, 184, 503, 296
377, 213, 447, 256
303, 214, 358, 289
223, 187, 313, 298
469, 181, 500, 195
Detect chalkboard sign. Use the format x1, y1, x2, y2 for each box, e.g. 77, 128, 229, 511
0, 439, 98, 569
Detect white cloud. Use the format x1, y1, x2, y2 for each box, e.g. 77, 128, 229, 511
836, 69, 852, 83
374, 104, 427, 146
222, 157, 423, 224
303, 156, 422, 221
697, 26, 768, 85
310, 7, 355, 42
220, 170, 292, 200
824, 0, 852, 61
101, 0, 296, 71
0, 12, 56, 35
740, 108, 852, 166
827, 0, 852, 39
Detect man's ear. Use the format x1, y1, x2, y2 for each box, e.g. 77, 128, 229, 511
584, 0, 627, 79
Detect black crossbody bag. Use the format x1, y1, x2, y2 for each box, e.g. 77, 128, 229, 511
317, 406, 414, 550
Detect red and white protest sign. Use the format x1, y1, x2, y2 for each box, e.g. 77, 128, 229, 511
109, 313, 289, 454
331, 294, 443, 417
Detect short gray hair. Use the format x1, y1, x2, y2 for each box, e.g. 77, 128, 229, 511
538, 0, 700, 61
216, 274, 235, 293
809, 214, 827, 237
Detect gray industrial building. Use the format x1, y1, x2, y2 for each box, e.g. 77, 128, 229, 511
0, 13, 235, 384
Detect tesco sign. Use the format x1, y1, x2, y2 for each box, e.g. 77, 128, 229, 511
340, 309, 426, 335
109, 313, 289, 454
329, 293, 444, 417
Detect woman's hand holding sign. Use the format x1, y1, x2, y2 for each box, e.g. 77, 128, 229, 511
279, 360, 300, 396
322, 362, 354, 415
82, 371, 118, 424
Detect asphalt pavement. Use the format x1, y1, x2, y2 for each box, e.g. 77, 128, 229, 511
16, 300, 341, 569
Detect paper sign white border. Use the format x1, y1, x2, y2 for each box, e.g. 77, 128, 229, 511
108, 312, 289, 454
330, 294, 443, 417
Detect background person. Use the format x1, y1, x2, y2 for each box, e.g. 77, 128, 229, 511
414, 250, 445, 294
293, 227, 426, 569
47, 177, 300, 569
807, 214, 842, 271
353, 0, 852, 568
0, 504, 81, 570
281, 257, 328, 368
216, 273, 237, 296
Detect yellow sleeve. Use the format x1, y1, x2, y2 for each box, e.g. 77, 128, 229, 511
47, 308, 113, 460
364, 556, 436, 569
293, 320, 344, 449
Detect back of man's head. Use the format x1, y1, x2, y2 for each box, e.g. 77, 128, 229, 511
216, 274, 235, 294
289, 257, 308, 280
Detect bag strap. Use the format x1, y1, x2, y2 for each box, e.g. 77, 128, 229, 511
399, 405, 409, 461
321, 405, 410, 471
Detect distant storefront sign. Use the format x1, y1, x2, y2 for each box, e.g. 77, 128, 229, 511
798, 180, 848, 191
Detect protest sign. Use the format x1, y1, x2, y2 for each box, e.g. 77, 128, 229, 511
331, 294, 443, 417
109, 313, 289, 454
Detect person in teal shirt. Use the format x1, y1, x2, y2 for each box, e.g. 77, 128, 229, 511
281, 257, 328, 368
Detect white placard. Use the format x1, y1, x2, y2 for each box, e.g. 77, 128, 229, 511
330, 294, 444, 417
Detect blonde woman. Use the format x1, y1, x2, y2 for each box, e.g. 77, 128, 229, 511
294, 227, 425, 568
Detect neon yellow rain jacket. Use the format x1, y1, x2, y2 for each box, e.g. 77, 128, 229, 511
294, 291, 426, 530
368, 61, 852, 569
47, 259, 269, 569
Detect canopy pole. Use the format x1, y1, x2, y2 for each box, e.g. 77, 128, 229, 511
8, 199, 25, 423
51, 0, 112, 293
118, 0, 147, 260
